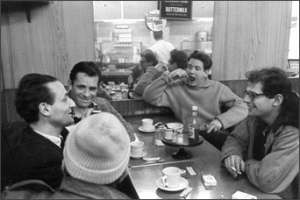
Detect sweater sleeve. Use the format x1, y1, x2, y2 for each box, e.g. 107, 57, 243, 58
244, 126, 299, 193
221, 118, 250, 161
142, 73, 173, 107
134, 68, 162, 96
215, 84, 248, 129
94, 98, 135, 142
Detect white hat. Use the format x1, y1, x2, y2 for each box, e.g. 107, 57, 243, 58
63, 112, 130, 184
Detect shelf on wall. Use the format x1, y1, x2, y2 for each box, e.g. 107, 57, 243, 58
1, 1, 51, 23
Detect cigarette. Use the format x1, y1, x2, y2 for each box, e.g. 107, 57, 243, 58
180, 186, 193, 198
230, 166, 242, 174
92, 110, 101, 114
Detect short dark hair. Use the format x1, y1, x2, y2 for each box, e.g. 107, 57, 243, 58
246, 67, 299, 128
246, 67, 291, 98
153, 30, 163, 40
141, 49, 158, 66
69, 62, 101, 85
188, 50, 212, 71
170, 49, 188, 69
15, 73, 57, 123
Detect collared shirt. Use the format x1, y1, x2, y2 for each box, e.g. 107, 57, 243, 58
33, 129, 63, 148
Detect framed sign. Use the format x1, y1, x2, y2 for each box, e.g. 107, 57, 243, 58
159, 1, 192, 20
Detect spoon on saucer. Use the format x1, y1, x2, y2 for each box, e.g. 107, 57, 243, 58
143, 157, 164, 163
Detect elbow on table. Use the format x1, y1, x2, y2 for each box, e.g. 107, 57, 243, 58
249, 175, 286, 194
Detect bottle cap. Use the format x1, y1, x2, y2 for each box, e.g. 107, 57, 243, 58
192, 106, 198, 111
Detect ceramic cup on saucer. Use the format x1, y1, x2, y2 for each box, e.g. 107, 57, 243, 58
164, 128, 173, 140
130, 141, 144, 158
142, 118, 154, 131
162, 167, 186, 188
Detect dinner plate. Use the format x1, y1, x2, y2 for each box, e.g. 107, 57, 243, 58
156, 177, 188, 192
138, 126, 155, 133
130, 150, 147, 159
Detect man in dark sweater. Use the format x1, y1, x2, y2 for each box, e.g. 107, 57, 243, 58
2, 73, 75, 190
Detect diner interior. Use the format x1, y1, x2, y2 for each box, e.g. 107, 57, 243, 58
1, 1, 299, 199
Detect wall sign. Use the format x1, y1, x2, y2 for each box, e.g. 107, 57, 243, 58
145, 10, 167, 31
159, 1, 192, 20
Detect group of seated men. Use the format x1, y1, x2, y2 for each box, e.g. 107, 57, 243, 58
1, 48, 299, 199
133, 48, 298, 199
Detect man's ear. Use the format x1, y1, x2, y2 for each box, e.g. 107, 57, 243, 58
39, 102, 51, 116
273, 94, 284, 107
204, 69, 211, 75
67, 80, 72, 93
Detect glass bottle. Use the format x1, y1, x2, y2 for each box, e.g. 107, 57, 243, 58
177, 131, 184, 144
127, 71, 134, 99
128, 71, 133, 90
172, 129, 177, 143
187, 106, 200, 142
154, 125, 165, 146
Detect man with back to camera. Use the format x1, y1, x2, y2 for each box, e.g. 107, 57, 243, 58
221, 67, 299, 199
67, 61, 135, 141
2, 73, 75, 190
149, 30, 175, 65
143, 50, 248, 150
134, 48, 188, 97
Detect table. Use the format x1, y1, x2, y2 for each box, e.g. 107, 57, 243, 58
125, 114, 281, 199
128, 161, 281, 199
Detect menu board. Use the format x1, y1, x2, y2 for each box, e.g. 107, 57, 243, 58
159, 1, 192, 20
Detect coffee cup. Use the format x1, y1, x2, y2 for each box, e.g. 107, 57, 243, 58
142, 118, 154, 131
164, 128, 173, 140
130, 141, 144, 157
162, 167, 186, 188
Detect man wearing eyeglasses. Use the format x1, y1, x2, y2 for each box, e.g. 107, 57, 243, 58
221, 67, 299, 199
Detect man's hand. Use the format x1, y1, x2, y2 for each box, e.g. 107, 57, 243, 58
154, 63, 168, 72
81, 108, 94, 119
169, 68, 188, 80
224, 155, 245, 178
206, 119, 223, 133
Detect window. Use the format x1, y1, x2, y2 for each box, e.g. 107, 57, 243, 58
288, 1, 299, 59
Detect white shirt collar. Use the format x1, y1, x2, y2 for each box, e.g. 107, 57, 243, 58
33, 129, 62, 148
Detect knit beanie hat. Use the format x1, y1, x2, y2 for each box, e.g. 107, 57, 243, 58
63, 112, 130, 184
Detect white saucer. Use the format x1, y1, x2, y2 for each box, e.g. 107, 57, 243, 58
138, 126, 155, 133
156, 177, 188, 192
130, 150, 147, 159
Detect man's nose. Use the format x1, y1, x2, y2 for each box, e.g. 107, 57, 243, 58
69, 98, 76, 107
82, 88, 91, 97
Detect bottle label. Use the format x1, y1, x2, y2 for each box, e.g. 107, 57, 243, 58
188, 127, 195, 138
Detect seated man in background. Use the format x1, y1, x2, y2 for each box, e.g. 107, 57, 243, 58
68, 61, 135, 141
134, 49, 161, 97
2, 113, 138, 199
134, 48, 188, 97
2, 73, 75, 190
221, 67, 299, 199
134, 49, 159, 84
143, 50, 248, 150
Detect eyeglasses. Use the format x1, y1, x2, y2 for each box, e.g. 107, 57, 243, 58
244, 90, 266, 101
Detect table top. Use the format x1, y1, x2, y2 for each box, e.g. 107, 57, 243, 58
125, 115, 281, 199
